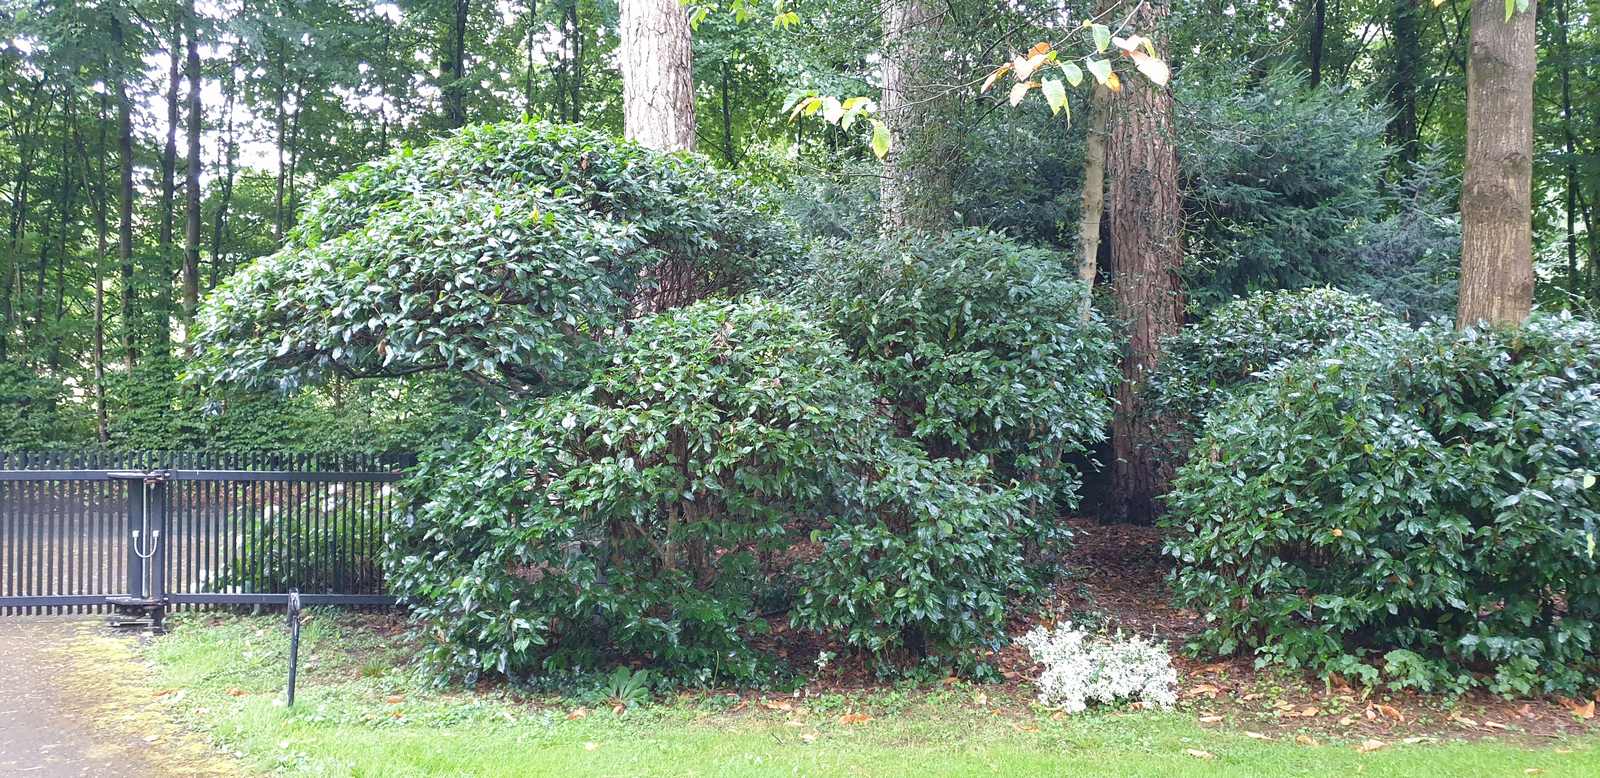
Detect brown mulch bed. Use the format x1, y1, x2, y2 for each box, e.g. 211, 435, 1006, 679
299, 517, 1600, 743
1008, 517, 1600, 743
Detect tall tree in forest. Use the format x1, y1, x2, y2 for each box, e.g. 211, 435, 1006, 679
1076, 86, 1110, 320
443, 0, 469, 129
1457, 0, 1535, 327
1106, 0, 1184, 522
155, 9, 182, 353
182, 0, 202, 324
111, 11, 137, 369
618, 0, 696, 151
879, 0, 952, 231
1388, 0, 1421, 169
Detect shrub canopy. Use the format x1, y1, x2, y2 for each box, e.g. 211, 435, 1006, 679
390, 298, 882, 682
1163, 314, 1600, 694
1145, 288, 1399, 452
794, 229, 1116, 508
190, 121, 790, 392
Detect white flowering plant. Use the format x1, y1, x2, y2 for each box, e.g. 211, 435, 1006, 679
1017, 624, 1179, 714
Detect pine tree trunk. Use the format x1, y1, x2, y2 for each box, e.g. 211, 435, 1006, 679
183, 1, 202, 324
619, 0, 697, 151
156, 15, 182, 354
1458, 0, 1536, 328
1107, 0, 1185, 523
1076, 86, 1110, 320
1307, 0, 1327, 87
95, 90, 110, 443
879, 0, 952, 232
444, 0, 470, 128
112, 14, 137, 370
1388, 0, 1421, 169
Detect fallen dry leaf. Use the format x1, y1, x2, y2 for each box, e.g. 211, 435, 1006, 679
1198, 715, 1224, 724
566, 707, 590, 720
1558, 697, 1596, 720
226, 688, 248, 697
1295, 735, 1320, 747
1292, 706, 1319, 718
1356, 739, 1387, 753
1483, 721, 1510, 731
583, 742, 599, 752
1374, 704, 1404, 723
1450, 712, 1479, 727
1186, 684, 1221, 698
800, 733, 818, 744
838, 712, 873, 725
1185, 749, 1215, 760
385, 695, 404, 705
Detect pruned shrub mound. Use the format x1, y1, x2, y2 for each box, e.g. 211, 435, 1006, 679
793, 443, 1034, 667
1144, 288, 1400, 472
794, 228, 1117, 510
190, 121, 790, 392
1163, 313, 1600, 694
389, 298, 885, 682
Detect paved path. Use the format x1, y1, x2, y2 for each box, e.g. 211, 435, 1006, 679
0, 617, 158, 777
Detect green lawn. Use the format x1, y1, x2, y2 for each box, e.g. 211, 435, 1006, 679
137, 613, 1600, 777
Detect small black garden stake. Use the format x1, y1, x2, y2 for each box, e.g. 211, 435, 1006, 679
286, 589, 302, 707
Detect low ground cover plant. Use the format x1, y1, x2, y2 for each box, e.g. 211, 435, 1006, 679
1164, 313, 1600, 694
1018, 624, 1178, 713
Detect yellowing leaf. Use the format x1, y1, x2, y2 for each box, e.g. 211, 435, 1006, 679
1060, 61, 1084, 88
822, 96, 844, 124
1008, 81, 1034, 107
1129, 50, 1170, 86
1085, 57, 1113, 86
1015, 52, 1048, 81
870, 119, 891, 160
1027, 41, 1052, 57
1041, 78, 1068, 117
1091, 23, 1111, 53
980, 64, 1011, 94
1112, 35, 1145, 53
1105, 72, 1122, 92
788, 95, 821, 120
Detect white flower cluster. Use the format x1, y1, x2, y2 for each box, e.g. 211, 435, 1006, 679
1017, 624, 1179, 714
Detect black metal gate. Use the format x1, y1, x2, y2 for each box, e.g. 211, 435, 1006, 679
0, 451, 413, 624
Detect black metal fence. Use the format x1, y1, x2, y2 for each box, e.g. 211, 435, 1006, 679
0, 451, 414, 618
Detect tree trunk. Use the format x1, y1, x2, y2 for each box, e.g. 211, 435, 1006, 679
112, 13, 137, 370
444, 0, 469, 128
1107, 0, 1185, 523
1457, 0, 1536, 328
95, 90, 110, 443
1307, 0, 1327, 87
183, 1, 202, 324
720, 60, 736, 166
1076, 86, 1110, 320
879, 0, 952, 231
211, 67, 238, 289
1388, 0, 1421, 170
2, 88, 37, 364
156, 13, 183, 354
1554, 0, 1579, 302
618, 0, 697, 151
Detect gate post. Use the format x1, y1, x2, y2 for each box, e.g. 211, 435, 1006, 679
125, 478, 145, 600
147, 476, 167, 629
